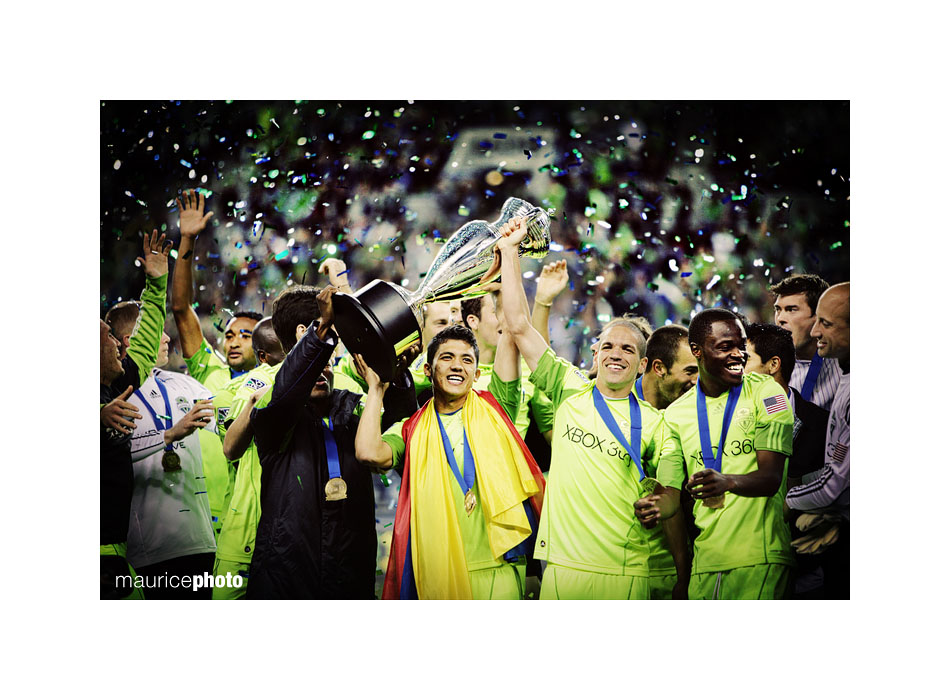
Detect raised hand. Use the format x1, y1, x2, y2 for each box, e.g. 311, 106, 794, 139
353, 353, 389, 393
101, 386, 142, 435
535, 259, 568, 306
315, 285, 336, 339
496, 216, 529, 252
137, 229, 173, 278
177, 189, 213, 239
319, 258, 350, 290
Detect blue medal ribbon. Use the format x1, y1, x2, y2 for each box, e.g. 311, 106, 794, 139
322, 416, 341, 480
695, 382, 742, 472
800, 352, 823, 402
435, 410, 476, 497
135, 377, 175, 454
634, 376, 645, 401
591, 387, 645, 481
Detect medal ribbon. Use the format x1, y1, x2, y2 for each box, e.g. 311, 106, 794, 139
322, 416, 341, 480
591, 387, 645, 481
800, 352, 823, 402
634, 376, 645, 401
695, 382, 742, 472
435, 410, 476, 497
134, 377, 175, 454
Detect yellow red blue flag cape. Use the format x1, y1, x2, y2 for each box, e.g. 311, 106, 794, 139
382, 389, 545, 599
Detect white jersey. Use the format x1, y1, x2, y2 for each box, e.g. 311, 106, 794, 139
786, 372, 849, 519
127, 369, 217, 568
789, 355, 842, 411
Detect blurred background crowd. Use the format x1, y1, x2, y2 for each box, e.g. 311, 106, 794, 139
100, 100, 850, 370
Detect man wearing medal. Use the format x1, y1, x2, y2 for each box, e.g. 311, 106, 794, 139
244, 285, 418, 599
497, 218, 679, 600
653, 309, 795, 599
355, 321, 546, 600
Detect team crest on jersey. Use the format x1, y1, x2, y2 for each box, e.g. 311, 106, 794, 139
244, 377, 267, 391
735, 407, 753, 432
217, 407, 230, 422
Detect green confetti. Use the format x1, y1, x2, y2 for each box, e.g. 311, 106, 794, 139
829, 241, 843, 250
362, 130, 375, 140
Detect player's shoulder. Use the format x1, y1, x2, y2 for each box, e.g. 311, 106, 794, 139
664, 385, 697, 418
157, 369, 210, 396
742, 372, 783, 397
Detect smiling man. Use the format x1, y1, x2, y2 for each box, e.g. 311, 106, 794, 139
496, 218, 678, 600
355, 322, 545, 600
653, 308, 795, 599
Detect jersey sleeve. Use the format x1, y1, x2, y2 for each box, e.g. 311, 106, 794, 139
528, 383, 556, 433
528, 347, 593, 409
228, 371, 274, 430
380, 417, 408, 472
487, 372, 521, 424
752, 377, 794, 455
786, 444, 849, 513
184, 336, 230, 387
656, 414, 687, 490
125, 273, 168, 387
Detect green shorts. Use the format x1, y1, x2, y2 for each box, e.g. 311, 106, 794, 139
468, 559, 526, 600
211, 558, 250, 600
648, 574, 678, 600
689, 564, 790, 600
540, 563, 651, 600
100, 543, 144, 600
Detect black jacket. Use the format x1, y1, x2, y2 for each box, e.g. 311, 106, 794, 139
787, 387, 830, 481
246, 325, 416, 599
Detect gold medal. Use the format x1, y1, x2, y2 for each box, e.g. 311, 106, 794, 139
702, 493, 726, 509
464, 488, 476, 515
639, 477, 659, 496
162, 450, 181, 472
325, 477, 347, 501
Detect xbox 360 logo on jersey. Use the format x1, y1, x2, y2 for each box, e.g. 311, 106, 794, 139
734, 407, 753, 432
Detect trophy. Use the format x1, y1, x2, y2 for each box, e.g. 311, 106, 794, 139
332, 197, 551, 382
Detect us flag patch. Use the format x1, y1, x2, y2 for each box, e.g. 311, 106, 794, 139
831, 442, 848, 463
762, 394, 789, 415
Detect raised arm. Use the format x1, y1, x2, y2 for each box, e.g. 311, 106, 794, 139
352, 353, 396, 471
531, 259, 568, 346
170, 189, 214, 359
222, 389, 266, 462
126, 229, 172, 386
497, 217, 551, 373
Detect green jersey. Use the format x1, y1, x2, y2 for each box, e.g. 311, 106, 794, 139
214, 362, 281, 563
473, 359, 555, 439
528, 348, 673, 577
381, 373, 521, 572
184, 337, 232, 393
125, 273, 168, 387
657, 373, 794, 574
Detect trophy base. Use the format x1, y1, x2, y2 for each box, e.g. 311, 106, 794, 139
332, 280, 421, 383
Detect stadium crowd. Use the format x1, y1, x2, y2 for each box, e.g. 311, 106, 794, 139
100, 101, 849, 600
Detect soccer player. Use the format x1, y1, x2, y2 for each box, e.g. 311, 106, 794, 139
653, 308, 795, 599
497, 218, 674, 600
786, 283, 850, 599
770, 274, 842, 410
587, 315, 652, 381
244, 286, 418, 598
210, 318, 286, 600
100, 229, 171, 599
125, 331, 218, 599
170, 189, 262, 535
170, 188, 262, 389
461, 292, 555, 443
355, 323, 545, 600
635, 324, 698, 409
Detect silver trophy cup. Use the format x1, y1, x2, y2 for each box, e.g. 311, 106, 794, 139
332, 197, 551, 382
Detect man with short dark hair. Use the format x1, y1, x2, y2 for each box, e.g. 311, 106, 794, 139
245, 285, 418, 598
636, 324, 698, 410
654, 308, 795, 599
355, 323, 545, 599
769, 274, 842, 410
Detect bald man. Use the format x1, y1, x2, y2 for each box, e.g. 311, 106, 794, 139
785, 282, 849, 598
